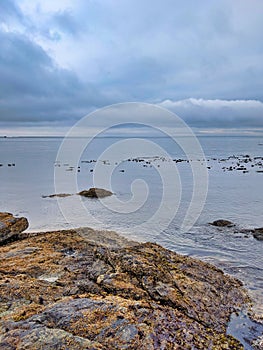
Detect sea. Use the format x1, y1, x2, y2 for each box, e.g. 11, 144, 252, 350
0, 134, 263, 346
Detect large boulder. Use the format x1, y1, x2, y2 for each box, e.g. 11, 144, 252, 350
210, 219, 235, 227
0, 212, 28, 246
78, 187, 113, 198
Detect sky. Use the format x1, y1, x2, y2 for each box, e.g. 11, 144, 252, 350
0, 0, 263, 136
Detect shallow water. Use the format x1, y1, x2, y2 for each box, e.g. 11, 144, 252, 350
227, 310, 263, 349
1, 135, 263, 325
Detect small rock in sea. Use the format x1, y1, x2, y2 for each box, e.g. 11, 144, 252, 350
210, 219, 235, 227
78, 187, 113, 198
253, 228, 263, 241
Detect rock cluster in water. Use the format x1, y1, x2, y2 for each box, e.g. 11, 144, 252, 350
210, 219, 263, 241
0, 213, 250, 349
52, 154, 263, 175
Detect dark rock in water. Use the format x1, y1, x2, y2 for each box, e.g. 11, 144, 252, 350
42, 193, 72, 198
0, 220, 248, 349
78, 187, 113, 198
0, 212, 29, 246
253, 228, 263, 241
210, 219, 235, 227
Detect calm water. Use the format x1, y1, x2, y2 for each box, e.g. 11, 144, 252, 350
0, 135, 263, 320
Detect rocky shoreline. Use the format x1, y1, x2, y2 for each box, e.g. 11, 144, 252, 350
0, 213, 258, 349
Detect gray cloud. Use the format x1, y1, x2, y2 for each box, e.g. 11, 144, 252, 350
0, 0, 263, 132
51, 10, 80, 37
0, 0, 23, 23
0, 30, 110, 123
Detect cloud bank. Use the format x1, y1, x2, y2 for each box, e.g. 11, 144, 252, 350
160, 98, 263, 128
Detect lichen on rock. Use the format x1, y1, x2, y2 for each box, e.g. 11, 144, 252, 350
0, 214, 249, 349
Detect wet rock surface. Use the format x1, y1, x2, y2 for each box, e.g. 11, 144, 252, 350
0, 219, 249, 349
0, 212, 29, 246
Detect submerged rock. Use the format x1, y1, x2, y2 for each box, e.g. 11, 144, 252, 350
0, 212, 28, 246
0, 222, 248, 349
210, 219, 235, 227
42, 193, 72, 198
78, 187, 113, 198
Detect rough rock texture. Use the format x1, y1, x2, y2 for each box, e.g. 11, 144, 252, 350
0, 224, 248, 349
0, 212, 29, 246
210, 219, 235, 227
78, 188, 113, 198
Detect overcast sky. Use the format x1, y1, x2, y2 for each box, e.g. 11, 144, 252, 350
0, 0, 263, 135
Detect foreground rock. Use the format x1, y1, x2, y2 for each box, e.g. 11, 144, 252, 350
0, 212, 28, 246
78, 187, 113, 198
0, 224, 249, 349
210, 219, 235, 227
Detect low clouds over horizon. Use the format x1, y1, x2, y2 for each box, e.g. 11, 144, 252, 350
0, 0, 263, 134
